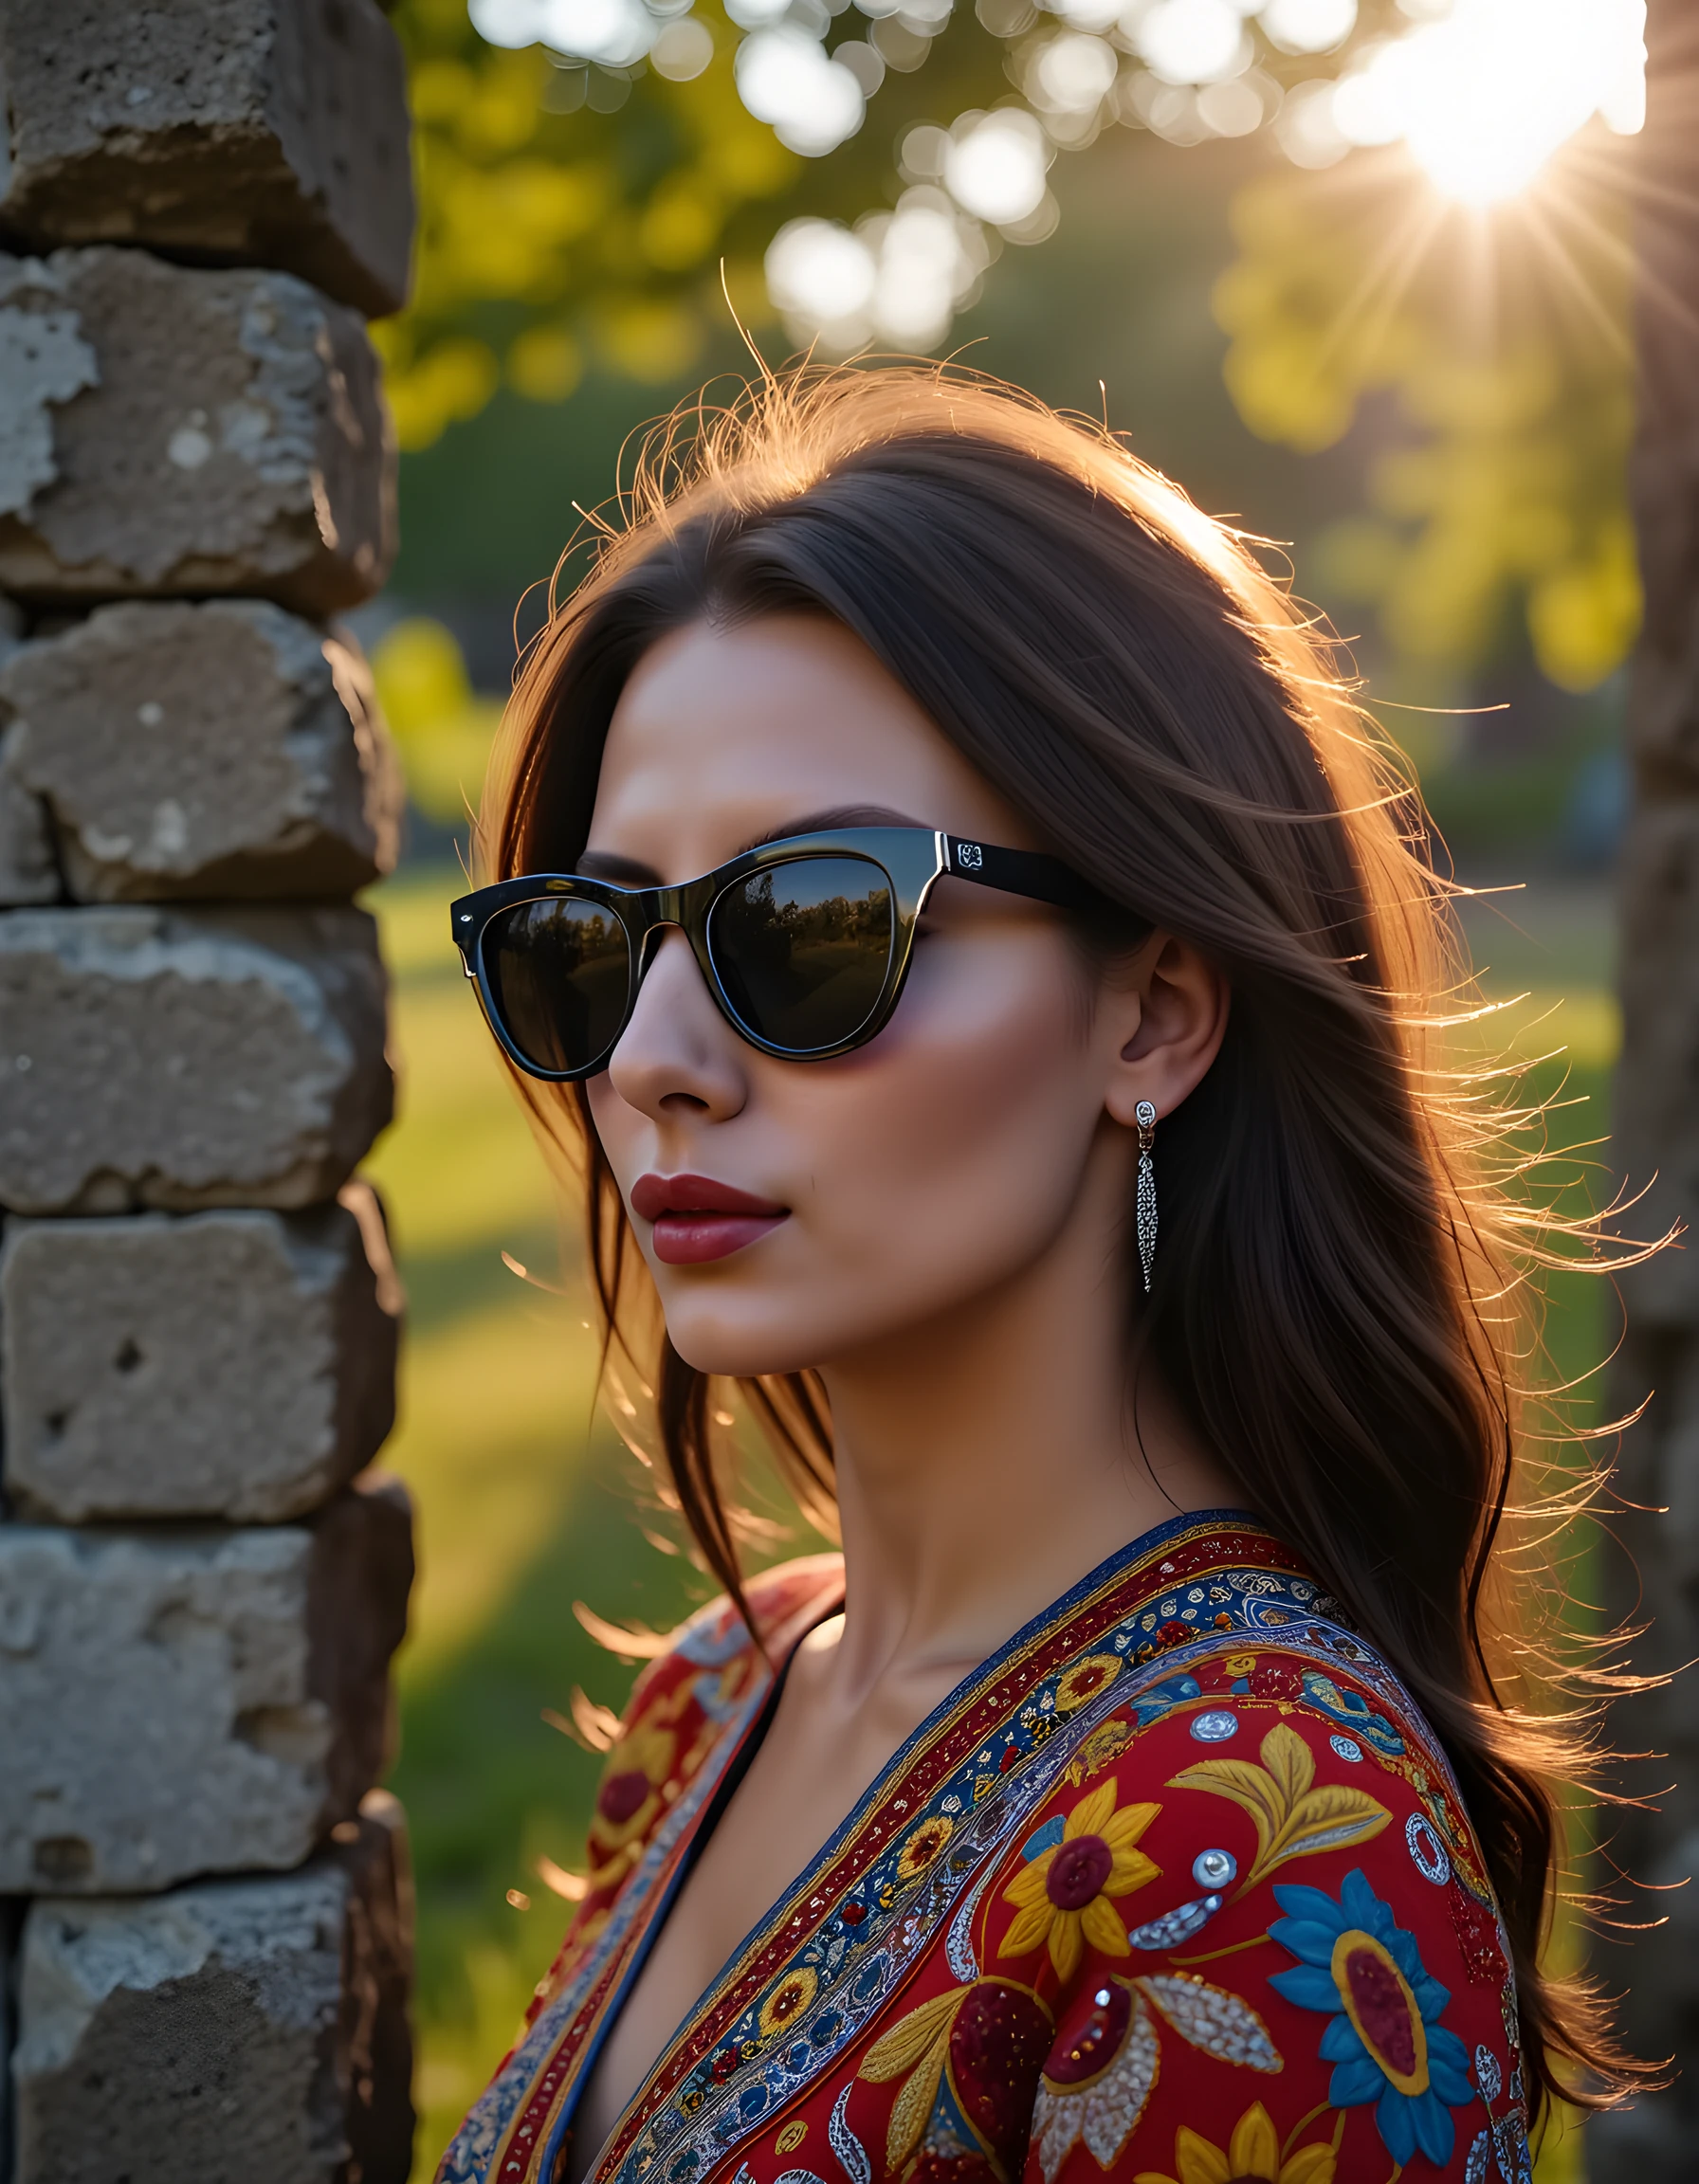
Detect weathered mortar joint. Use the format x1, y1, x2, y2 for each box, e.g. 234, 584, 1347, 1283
0, 901, 393, 1214
0, 748, 61, 905
0, 1475, 413, 1896
12, 1792, 415, 2184
0, 594, 59, 906
0, 0, 413, 319
0, 600, 402, 901
0, 248, 395, 615
0, 1187, 403, 1523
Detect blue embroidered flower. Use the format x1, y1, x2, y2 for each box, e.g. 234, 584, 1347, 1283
1268, 1867, 1475, 2167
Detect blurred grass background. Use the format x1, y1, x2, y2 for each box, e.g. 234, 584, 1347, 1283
363, 852, 1620, 2178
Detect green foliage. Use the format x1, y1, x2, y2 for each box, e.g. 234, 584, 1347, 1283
380, 0, 1643, 695
379, 0, 1389, 450
381, 0, 806, 446
372, 617, 505, 824
381, 0, 1019, 441
1215, 159, 1640, 690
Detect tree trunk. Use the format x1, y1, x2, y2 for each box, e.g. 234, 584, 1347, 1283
1590, 3, 1699, 2173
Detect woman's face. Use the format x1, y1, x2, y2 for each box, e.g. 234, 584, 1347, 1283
582, 615, 1167, 1379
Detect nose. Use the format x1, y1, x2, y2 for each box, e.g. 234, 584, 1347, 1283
604, 925, 748, 1122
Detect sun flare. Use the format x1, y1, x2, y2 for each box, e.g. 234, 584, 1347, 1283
1330, 0, 1648, 208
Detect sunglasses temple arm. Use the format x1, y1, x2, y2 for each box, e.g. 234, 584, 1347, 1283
939, 833, 1105, 915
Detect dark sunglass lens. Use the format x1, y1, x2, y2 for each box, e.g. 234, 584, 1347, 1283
483, 898, 630, 1074
709, 858, 894, 1053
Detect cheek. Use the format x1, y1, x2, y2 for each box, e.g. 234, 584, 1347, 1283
784, 937, 1105, 1294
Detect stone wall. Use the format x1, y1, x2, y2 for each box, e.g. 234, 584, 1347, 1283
1590, 1, 1699, 2173
0, 6, 418, 2177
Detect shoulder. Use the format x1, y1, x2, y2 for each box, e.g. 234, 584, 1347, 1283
533, 1556, 844, 2008
979, 1634, 1525, 2179
583, 1553, 845, 1884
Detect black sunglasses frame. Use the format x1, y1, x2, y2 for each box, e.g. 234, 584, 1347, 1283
450, 827, 1104, 1083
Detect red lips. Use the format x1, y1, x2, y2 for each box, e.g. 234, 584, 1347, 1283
630, 1173, 789, 1265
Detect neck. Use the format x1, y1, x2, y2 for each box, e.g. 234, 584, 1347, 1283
813, 1134, 1240, 1705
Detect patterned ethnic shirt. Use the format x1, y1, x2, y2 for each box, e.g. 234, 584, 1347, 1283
438, 1512, 1532, 2184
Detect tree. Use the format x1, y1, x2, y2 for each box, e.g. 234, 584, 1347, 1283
379, 0, 1649, 695
1591, 2, 1699, 2171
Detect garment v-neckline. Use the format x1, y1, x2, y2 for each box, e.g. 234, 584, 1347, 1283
566, 1586, 844, 2180
574, 1507, 1268, 2184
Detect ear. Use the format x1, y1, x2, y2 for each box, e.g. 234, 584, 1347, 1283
1101, 933, 1230, 1130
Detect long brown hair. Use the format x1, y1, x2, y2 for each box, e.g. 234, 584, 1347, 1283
477, 365, 1644, 2121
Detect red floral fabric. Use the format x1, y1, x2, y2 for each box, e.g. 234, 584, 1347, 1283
438, 1520, 1528, 2184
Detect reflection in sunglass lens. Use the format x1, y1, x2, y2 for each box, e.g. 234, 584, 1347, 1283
484, 897, 631, 1075
709, 857, 894, 1052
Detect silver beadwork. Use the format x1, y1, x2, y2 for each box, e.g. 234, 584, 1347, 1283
1406, 1811, 1452, 1885
829, 2086, 871, 2184
1134, 1100, 1158, 1292
1126, 1893, 1223, 1950
1192, 1847, 1236, 1890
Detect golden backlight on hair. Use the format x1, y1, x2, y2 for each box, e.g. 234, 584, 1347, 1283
476, 363, 1655, 2129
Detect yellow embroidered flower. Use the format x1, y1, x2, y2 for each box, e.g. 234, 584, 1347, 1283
588, 1721, 677, 1859
758, 1967, 819, 2038
1054, 1654, 1124, 1714
1132, 2102, 1337, 2184
998, 1782, 1160, 1981
895, 1812, 955, 1884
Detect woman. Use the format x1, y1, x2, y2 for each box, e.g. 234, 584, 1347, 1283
438, 369, 1633, 2184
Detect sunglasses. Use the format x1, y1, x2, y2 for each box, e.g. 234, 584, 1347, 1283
450, 827, 1104, 1081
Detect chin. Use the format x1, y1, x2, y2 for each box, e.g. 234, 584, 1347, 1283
661, 1319, 823, 1381
652, 1283, 878, 1381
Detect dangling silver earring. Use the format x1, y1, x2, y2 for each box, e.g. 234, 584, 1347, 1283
1135, 1100, 1158, 1293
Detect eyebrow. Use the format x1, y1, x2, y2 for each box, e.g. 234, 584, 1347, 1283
737, 805, 925, 853
575, 806, 927, 885
574, 846, 662, 883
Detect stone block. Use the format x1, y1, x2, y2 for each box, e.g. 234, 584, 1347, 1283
12, 1792, 414, 2184
0, 0, 412, 319
0, 601, 402, 900
0, 248, 393, 614
0, 1186, 401, 1522
0, 903, 391, 1214
0, 1476, 413, 1893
